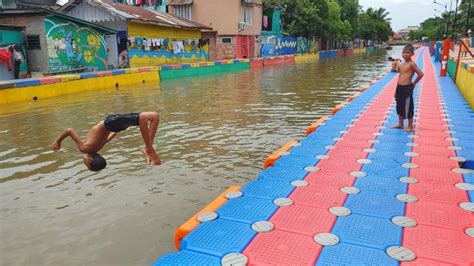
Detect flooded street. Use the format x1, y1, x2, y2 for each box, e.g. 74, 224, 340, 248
0, 47, 401, 266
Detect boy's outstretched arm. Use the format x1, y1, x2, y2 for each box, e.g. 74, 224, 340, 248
51, 128, 86, 152
412, 63, 424, 87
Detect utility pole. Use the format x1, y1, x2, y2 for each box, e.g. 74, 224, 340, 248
467, 0, 472, 34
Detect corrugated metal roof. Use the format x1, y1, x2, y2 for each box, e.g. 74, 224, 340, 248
89, 0, 211, 30
0, 8, 117, 33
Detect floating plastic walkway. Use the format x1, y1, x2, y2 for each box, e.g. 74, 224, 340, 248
154, 48, 474, 265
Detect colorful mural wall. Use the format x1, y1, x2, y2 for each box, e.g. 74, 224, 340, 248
127, 23, 208, 67
44, 16, 109, 72
261, 36, 317, 57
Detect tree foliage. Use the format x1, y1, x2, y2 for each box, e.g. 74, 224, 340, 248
264, 0, 393, 41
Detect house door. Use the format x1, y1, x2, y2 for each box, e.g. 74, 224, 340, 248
106, 34, 118, 69
236, 35, 255, 59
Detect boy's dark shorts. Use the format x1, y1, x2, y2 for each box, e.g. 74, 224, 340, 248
395, 84, 414, 119
104, 113, 140, 132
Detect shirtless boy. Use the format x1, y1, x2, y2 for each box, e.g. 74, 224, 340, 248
51, 112, 161, 171
392, 45, 424, 131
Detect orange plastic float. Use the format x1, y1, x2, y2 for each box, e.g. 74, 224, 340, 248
263, 139, 299, 169
347, 91, 361, 102
174, 186, 241, 250
331, 101, 349, 115
305, 116, 328, 135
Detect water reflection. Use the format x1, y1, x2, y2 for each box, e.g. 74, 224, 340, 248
0, 47, 401, 265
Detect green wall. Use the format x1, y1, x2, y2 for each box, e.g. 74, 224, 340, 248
0, 29, 27, 73
44, 15, 109, 72
160, 63, 249, 80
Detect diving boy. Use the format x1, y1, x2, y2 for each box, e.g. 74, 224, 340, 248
51, 112, 161, 171
392, 45, 424, 132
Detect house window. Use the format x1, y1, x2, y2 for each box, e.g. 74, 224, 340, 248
240, 3, 252, 29
173, 5, 192, 20
27, 35, 41, 50
221, 37, 233, 44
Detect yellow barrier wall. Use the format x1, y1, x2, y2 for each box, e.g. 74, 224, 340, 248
455, 66, 474, 110
0, 71, 159, 105
295, 53, 319, 63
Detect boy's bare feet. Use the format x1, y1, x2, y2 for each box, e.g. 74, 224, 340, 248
404, 127, 413, 132
142, 148, 161, 165
391, 124, 404, 129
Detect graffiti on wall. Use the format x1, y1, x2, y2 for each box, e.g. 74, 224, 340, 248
127, 36, 209, 67
44, 16, 108, 72
261, 35, 317, 57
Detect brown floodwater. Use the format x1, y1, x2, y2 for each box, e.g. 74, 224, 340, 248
0, 47, 402, 266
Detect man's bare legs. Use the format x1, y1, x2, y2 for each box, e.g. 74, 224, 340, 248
404, 117, 414, 132
391, 115, 404, 129
139, 112, 161, 165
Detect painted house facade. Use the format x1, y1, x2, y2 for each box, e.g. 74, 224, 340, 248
168, 0, 262, 60
0, 25, 28, 80
0, 8, 116, 75
62, 0, 211, 67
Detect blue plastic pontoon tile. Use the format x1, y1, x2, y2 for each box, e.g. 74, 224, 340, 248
153, 251, 220, 266
376, 134, 410, 143
354, 176, 407, 195
371, 141, 411, 152
241, 179, 295, 200
258, 165, 309, 181
368, 152, 410, 164
344, 192, 405, 219
332, 214, 402, 250
289, 144, 330, 156
275, 154, 319, 168
181, 219, 256, 257
216, 196, 278, 224
362, 161, 408, 179
316, 243, 398, 266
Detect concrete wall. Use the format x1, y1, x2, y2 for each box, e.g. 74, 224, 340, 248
0, 15, 49, 73
170, 0, 262, 36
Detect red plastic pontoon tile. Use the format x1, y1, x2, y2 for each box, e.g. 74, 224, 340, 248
317, 158, 361, 173
290, 185, 347, 208
341, 132, 377, 141
326, 147, 367, 161
346, 126, 381, 134
412, 145, 456, 157
416, 118, 445, 125
402, 225, 474, 265
408, 181, 469, 204
410, 167, 463, 184
401, 257, 454, 266
413, 130, 450, 138
405, 200, 474, 230
413, 125, 448, 132
304, 169, 356, 187
336, 140, 374, 150
414, 137, 451, 147
243, 230, 322, 266
412, 154, 459, 169
270, 204, 336, 236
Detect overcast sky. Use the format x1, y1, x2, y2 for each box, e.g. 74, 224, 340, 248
358, 0, 457, 31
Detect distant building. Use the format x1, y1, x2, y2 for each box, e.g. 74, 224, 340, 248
398, 26, 420, 40
61, 0, 211, 67
168, 0, 263, 60
0, 8, 116, 75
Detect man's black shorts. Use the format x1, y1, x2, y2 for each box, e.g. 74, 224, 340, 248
104, 113, 140, 132
395, 84, 414, 119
